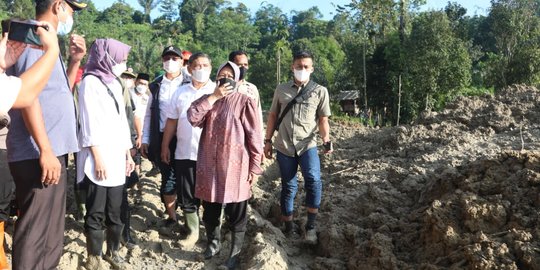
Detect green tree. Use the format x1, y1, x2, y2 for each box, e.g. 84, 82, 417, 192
179, 0, 225, 39
201, 4, 259, 65
159, 0, 178, 21
290, 7, 328, 40
137, 0, 161, 22
6, 0, 34, 19
406, 11, 472, 112
98, 2, 135, 25
484, 0, 540, 89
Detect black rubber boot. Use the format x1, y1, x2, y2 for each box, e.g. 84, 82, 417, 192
84, 230, 106, 270
75, 189, 87, 223
204, 223, 221, 259
105, 225, 127, 269
221, 231, 245, 270
122, 209, 136, 249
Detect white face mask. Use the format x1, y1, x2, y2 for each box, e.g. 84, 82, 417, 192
135, 85, 147, 94
57, 5, 73, 36
163, 60, 181, 74
112, 63, 127, 77
191, 68, 211, 83
293, 69, 311, 83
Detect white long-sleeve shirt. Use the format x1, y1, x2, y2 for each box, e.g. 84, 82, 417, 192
0, 73, 22, 111
77, 76, 132, 187
166, 81, 216, 160
142, 75, 185, 144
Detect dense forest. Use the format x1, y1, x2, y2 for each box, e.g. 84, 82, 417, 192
1, 0, 540, 125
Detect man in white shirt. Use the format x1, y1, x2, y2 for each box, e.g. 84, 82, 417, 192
229, 50, 264, 134
161, 52, 214, 248
141, 46, 190, 228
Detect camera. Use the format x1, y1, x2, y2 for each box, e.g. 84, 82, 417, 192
323, 141, 333, 152
218, 77, 236, 89
3, 19, 48, 46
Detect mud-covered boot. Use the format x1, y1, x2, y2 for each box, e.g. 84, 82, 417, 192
84, 229, 107, 270
105, 225, 128, 269
218, 231, 245, 270
203, 223, 221, 259
179, 212, 199, 249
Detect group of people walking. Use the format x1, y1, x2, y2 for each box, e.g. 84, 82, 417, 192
0, 0, 333, 269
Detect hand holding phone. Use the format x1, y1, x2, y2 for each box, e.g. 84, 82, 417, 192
34, 22, 58, 51
0, 29, 26, 71
7, 20, 49, 46
218, 77, 236, 89
323, 141, 333, 154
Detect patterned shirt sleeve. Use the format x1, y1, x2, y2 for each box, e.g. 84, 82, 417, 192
187, 94, 212, 128
241, 97, 263, 175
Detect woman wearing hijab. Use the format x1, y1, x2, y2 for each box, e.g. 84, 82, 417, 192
188, 62, 263, 270
77, 38, 134, 270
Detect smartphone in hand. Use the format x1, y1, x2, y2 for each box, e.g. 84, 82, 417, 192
7, 20, 49, 46
218, 77, 236, 89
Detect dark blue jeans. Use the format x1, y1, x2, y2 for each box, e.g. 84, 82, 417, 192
276, 147, 322, 217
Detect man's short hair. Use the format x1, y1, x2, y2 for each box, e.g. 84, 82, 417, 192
36, 0, 54, 16
188, 52, 211, 65
228, 50, 248, 62
293, 51, 313, 61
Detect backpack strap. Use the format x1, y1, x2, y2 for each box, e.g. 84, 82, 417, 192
274, 80, 319, 131
82, 74, 120, 114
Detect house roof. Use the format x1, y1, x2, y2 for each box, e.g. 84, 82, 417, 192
336, 90, 361, 101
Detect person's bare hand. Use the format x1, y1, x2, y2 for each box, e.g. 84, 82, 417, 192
264, 143, 273, 159
0, 33, 26, 71
212, 81, 234, 99
69, 34, 86, 62
35, 21, 58, 52
141, 143, 149, 158
161, 147, 170, 165
248, 173, 259, 185
126, 153, 135, 176
40, 150, 61, 185
94, 157, 107, 180
135, 137, 142, 149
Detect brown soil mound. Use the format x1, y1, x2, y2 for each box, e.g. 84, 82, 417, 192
3, 85, 539, 269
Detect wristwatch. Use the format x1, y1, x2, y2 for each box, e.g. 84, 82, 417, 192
264, 138, 272, 144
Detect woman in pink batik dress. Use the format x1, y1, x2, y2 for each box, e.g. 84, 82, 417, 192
188, 61, 263, 270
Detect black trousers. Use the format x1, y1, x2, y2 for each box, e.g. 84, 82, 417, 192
203, 200, 248, 233
84, 176, 124, 231
158, 134, 176, 196
175, 159, 199, 213
9, 156, 67, 270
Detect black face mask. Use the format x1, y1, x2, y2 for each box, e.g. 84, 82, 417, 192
239, 66, 247, 81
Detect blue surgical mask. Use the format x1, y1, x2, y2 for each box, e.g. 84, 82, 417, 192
57, 5, 73, 36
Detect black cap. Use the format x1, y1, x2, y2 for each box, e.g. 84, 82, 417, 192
161, 46, 182, 57
137, 73, 150, 81
65, 0, 87, 11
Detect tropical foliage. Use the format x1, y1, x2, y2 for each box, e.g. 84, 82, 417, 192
2, 0, 539, 124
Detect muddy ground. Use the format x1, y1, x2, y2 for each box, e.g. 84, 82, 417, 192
2, 84, 540, 269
